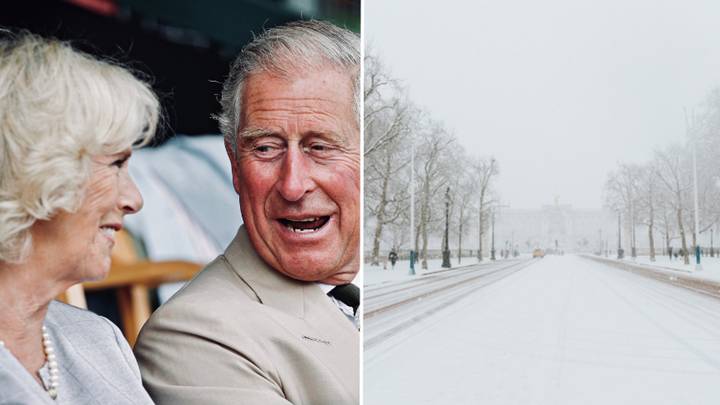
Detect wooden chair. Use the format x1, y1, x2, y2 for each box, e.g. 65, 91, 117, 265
58, 230, 203, 346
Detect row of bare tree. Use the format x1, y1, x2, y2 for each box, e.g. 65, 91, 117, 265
604, 89, 720, 264
364, 52, 501, 269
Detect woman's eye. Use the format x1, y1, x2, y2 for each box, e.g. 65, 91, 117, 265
111, 158, 128, 168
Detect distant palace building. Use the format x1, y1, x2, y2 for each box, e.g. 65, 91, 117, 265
494, 198, 616, 254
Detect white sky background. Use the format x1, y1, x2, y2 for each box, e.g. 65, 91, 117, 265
365, 0, 720, 209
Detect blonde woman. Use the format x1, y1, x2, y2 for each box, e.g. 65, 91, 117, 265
0, 32, 158, 404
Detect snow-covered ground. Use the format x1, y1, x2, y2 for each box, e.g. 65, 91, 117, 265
603, 254, 720, 282
364, 255, 720, 405
365, 256, 530, 286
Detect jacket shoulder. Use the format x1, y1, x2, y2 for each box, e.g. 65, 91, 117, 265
151, 254, 259, 321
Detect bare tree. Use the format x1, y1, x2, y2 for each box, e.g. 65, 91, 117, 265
604, 163, 642, 257
453, 160, 479, 264
364, 50, 415, 266
655, 145, 692, 264
365, 130, 410, 265
471, 157, 498, 261
364, 52, 410, 157
413, 122, 455, 269
636, 163, 660, 261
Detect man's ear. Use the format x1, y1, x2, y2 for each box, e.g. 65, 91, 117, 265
224, 138, 242, 194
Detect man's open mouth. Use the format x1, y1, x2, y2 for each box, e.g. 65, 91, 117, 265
278, 216, 330, 233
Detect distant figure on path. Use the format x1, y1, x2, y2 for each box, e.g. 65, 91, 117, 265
388, 249, 398, 269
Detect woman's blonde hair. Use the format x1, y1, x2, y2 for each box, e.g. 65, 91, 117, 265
0, 32, 159, 263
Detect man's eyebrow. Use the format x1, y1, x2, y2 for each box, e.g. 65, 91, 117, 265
306, 131, 350, 148
237, 127, 277, 141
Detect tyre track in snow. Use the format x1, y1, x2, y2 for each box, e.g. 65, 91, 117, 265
583, 257, 720, 373
365, 259, 536, 354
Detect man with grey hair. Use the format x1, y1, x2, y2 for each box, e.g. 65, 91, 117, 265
134, 20, 360, 405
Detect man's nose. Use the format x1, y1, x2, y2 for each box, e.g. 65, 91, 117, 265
119, 172, 144, 215
276, 146, 314, 201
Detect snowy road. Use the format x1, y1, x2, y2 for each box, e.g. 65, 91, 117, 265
364, 255, 720, 405
365, 259, 533, 351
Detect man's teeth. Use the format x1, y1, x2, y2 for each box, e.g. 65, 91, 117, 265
287, 226, 319, 233
293, 217, 320, 222
283, 217, 326, 232
285, 224, 322, 232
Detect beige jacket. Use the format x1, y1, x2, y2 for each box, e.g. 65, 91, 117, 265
134, 226, 359, 404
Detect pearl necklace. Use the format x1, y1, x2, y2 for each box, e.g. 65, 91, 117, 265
42, 326, 60, 400
0, 326, 59, 400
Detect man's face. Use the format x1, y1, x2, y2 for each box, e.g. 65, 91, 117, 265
228, 67, 360, 284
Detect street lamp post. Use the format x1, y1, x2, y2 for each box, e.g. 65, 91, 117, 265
511, 231, 515, 257
409, 131, 416, 275
686, 107, 702, 270
630, 200, 636, 259
617, 210, 624, 259
441, 187, 451, 268
693, 133, 701, 269
490, 210, 496, 261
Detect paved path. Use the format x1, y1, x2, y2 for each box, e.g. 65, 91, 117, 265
364, 255, 720, 405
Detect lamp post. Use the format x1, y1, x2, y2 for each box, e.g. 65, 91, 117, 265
617, 210, 624, 259
409, 131, 416, 275
693, 131, 701, 270
511, 230, 515, 257
490, 210, 496, 261
441, 187, 451, 268
630, 199, 636, 259
686, 107, 702, 270
489, 203, 510, 261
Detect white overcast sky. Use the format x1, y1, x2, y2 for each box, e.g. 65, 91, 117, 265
365, 0, 720, 209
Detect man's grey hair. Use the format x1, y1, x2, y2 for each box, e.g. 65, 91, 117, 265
217, 20, 360, 154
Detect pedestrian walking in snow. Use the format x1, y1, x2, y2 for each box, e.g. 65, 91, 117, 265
388, 249, 398, 269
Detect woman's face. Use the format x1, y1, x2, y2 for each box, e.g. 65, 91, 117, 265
31, 148, 143, 283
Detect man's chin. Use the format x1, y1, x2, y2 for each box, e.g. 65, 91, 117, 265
275, 257, 355, 283
318, 271, 357, 285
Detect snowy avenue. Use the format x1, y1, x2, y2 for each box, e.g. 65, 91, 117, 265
364, 255, 720, 405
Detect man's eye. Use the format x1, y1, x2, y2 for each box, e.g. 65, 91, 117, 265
305, 143, 335, 156
254, 144, 284, 158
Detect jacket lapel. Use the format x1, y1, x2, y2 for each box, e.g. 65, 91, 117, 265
223, 226, 305, 318
222, 226, 359, 396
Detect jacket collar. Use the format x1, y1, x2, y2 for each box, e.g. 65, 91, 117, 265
223, 226, 317, 319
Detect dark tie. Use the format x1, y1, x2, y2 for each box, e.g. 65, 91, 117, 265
327, 284, 360, 315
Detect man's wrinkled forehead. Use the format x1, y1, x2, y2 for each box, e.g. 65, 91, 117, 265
237, 69, 357, 140
240, 64, 358, 121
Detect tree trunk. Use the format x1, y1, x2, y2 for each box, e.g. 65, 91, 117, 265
370, 158, 391, 266
677, 207, 689, 265
691, 224, 697, 257
477, 216, 484, 261
414, 221, 420, 260
420, 179, 430, 270
648, 223, 655, 262
421, 219, 428, 270
665, 221, 671, 258
371, 226, 382, 267
458, 207, 464, 264
477, 192, 485, 261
